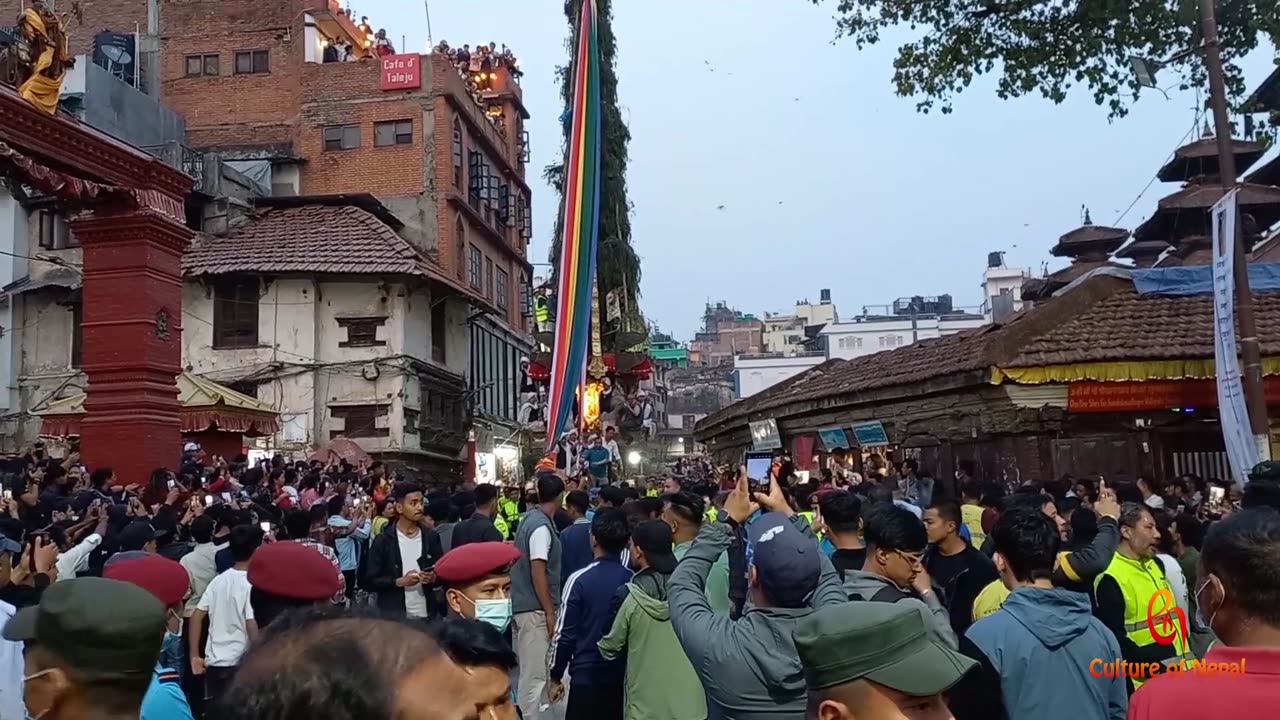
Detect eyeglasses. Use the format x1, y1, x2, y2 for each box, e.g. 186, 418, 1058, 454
895, 550, 925, 567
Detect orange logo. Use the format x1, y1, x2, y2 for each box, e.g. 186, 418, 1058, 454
1146, 588, 1187, 645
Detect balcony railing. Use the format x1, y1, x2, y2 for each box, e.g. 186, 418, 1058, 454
141, 142, 204, 181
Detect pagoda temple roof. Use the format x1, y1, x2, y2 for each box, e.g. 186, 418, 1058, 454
1243, 66, 1280, 113
1246, 152, 1280, 187
1157, 137, 1267, 183
1133, 182, 1280, 242
1114, 238, 1171, 261
1051, 223, 1129, 259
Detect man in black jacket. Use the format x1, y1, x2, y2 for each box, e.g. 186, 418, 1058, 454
924, 500, 998, 638
451, 483, 504, 549
365, 482, 445, 619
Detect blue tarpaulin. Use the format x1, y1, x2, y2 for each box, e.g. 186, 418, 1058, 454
1132, 263, 1280, 296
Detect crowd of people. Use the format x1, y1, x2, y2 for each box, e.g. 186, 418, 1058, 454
430, 40, 521, 134
0, 436, 1277, 720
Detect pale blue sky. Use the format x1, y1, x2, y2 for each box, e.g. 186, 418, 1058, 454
368, 0, 1276, 340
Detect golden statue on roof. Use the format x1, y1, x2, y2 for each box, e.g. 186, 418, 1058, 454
2, 0, 80, 114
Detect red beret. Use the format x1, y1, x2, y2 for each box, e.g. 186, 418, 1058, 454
103, 554, 190, 608
435, 542, 520, 585
248, 542, 341, 601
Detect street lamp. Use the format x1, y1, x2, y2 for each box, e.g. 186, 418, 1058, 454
627, 450, 641, 466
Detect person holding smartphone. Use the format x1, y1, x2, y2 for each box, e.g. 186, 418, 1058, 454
365, 482, 444, 620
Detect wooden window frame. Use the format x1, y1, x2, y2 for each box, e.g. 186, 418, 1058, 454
185, 53, 219, 77
337, 316, 387, 348
495, 267, 509, 311
212, 279, 260, 349
468, 244, 483, 291
329, 404, 390, 439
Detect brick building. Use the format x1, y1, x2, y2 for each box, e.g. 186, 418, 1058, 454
5, 0, 537, 473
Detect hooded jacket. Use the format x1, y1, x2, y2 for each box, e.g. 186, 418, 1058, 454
599, 570, 706, 720
668, 515, 846, 720
951, 586, 1127, 720
841, 569, 958, 649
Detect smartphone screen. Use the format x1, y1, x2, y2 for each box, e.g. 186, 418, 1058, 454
1208, 485, 1226, 508
744, 451, 773, 493
259, 521, 271, 533
204, 494, 214, 507
167, 479, 176, 490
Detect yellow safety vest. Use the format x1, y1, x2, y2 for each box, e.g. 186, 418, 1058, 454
961, 504, 986, 549
645, 488, 659, 498
499, 498, 519, 523
494, 513, 510, 540
1095, 553, 1194, 688
798, 511, 823, 541
703, 506, 718, 525
535, 297, 550, 323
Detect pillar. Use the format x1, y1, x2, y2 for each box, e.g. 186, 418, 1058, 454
70, 207, 191, 485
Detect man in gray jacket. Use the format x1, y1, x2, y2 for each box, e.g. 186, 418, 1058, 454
669, 472, 846, 720
842, 502, 958, 650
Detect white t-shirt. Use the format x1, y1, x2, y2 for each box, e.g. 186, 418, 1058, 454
1145, 495, 1166, 510
1158, 552, 1190, 619
528, 525, 552, 562
197, 568, 254, 667
397, 528, 429, 619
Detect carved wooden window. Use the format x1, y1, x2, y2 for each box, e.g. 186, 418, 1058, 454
212, 280, 259, 349
468, 151, 484, 208
323, 124, 360, 151
330, 405, 389, 439
374, 120, 413, 147
234, 50, 269, 74
337, 316, 387, 348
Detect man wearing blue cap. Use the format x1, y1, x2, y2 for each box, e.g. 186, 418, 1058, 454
669, 468, 846, 719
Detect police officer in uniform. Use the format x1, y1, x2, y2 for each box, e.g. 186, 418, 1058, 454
104, 554, 197, 720
4, 576, 188, 720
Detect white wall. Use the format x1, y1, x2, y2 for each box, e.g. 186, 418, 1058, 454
0, 189, 27, 413
183, 277, 470, 456
823, 315, 986, 360
734, 353, 825, 399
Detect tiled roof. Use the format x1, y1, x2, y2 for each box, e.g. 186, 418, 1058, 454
698, 280, 1280, 437
1004, 290, 1280, 367
183, 205, 431, 277
698, 326, 1002, 432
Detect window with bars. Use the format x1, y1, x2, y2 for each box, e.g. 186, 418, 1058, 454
374, 120, 413, 147
212, 280, 259, 349
323, 125, 360, 151
185, 54, 219, 77
234, 49, 269, 74
329, 405, 389, 439
468, 244, 483, 290
496, 268, 509, 310
452, 119, 464, 189
338, 317, 387, 348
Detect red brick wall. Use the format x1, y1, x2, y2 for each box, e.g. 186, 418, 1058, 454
160, 0, 302, 150
0, 0, 149, 57
296, 59, 427, 197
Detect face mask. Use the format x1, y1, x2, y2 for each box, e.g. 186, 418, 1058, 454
1194, 576, 1220, 632
471, 598, 512, 633
23, 668, 56, 720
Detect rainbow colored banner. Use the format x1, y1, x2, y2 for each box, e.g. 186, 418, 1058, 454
546, 0, 602, 450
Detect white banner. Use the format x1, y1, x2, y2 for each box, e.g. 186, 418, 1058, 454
1211, 188, 1258, 484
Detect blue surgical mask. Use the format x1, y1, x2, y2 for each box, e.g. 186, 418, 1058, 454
469, 597, 512, 633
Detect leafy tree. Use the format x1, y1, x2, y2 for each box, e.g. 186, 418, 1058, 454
545, 0, 643, 351
811, 0, 1280, 118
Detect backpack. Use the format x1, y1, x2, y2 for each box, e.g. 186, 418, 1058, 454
849, 583, 914, 604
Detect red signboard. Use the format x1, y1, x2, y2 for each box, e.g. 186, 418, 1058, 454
380, 53, 421, 91
1067, 377, 1280, 413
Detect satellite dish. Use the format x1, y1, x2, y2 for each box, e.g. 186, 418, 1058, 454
101, 45, 132, 65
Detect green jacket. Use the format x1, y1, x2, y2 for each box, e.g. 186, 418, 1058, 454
674, 540, 731, 616
599, 571, 707, 720
669, 515, 846, 720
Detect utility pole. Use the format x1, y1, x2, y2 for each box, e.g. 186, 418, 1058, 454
1199, 0, 1271, 457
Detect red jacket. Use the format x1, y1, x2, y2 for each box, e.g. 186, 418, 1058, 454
1128, 645, 1280, 720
